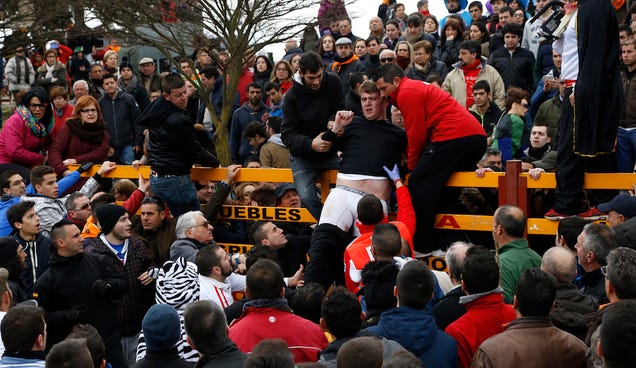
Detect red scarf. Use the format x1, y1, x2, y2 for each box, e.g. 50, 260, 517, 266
462, 59, 481, 107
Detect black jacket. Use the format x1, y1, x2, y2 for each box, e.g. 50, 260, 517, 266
432, 286, 467, 330
134, 348, 194, 368
33, 251, 128, 350
488, 46, 536, 92
550, 282, 598, 341
99, 90, 143, 148
304, 223, 354, 289
281, 72, 345, 162
13, 232, 51, 298
139, 96, 220, 175
194, 339, 247, 368
84, 236, 155, 337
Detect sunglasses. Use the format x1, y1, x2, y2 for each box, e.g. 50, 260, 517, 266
380, 57, 395, 63
80, 108, 98, 114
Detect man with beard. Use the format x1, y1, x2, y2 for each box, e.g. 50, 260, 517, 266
440, 0, 473, 31
132, 196, 176, 265
195, 244, 246, 310
281, 51, 344, 220
229, 83, 268, 165
328, 37, 364, 96
84, 204, 155, 367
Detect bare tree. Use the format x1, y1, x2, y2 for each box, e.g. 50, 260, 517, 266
88, 0, 318, 164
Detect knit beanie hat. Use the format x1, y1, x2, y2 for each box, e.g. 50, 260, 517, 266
95, 204, 126, 235
142, 304, 181, 352
0, 237, 19, 266
119, 60, 133, 71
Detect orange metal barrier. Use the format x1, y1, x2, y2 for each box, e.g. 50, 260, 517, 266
70, 161, 636, 237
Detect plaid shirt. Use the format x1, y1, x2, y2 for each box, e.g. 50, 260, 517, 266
84, 234, 155, 336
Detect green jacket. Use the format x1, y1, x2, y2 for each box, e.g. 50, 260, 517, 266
498, 238, 542, 303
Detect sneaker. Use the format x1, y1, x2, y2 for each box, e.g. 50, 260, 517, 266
578, 207, 607, 221
544, 208, 568, 221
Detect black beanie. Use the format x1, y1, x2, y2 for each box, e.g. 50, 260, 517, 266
95, 204, 127, 235
0, 237, 19, 266
119, 60, 133, 72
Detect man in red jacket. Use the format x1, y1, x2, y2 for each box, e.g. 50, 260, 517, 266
375, 64, 487, 254
229, 259, 327, 363
444, 246, 516, 368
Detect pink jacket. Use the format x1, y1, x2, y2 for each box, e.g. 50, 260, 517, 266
0, 112, 50, 167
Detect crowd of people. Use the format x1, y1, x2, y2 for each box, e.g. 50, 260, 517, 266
0, 0, 636, 366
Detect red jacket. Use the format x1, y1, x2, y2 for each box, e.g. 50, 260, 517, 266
444, 292, 517, 368
48, 122, 110, 176
391, 77, 486, 169
229, 306, 328, 363
343, 185, 416, 293
0, 112, 50, 167
51, 103, 74, 138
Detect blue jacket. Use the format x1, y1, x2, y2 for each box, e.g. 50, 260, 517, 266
0, 356, 45, 367
0, 171, 80, 236
229, 102, 268, 164
366, 307, 458, 368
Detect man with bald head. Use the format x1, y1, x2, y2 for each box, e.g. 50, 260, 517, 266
379, 49, 397, 66
541, 247, 597, 340
492, 205, 541, 303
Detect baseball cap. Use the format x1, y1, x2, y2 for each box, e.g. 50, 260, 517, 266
598, 194, 636, 218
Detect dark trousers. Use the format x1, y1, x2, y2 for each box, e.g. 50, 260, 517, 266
554, 88, 617, 214
409, 134, 487, 253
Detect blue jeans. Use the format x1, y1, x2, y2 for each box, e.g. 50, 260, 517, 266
150, 174, 200, 218
116, 145, 135, 164
290, 154, 339, 221
617, 127, 636, 172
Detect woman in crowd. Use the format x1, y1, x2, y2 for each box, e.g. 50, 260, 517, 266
48, 95, 110, 179
395, 41, 414, 70
383, 19, 401, 50
492, 87, 530, 165
436, 18, 464, 67
424, 15, 440, 42
0, 89, 55, 180
49, 86, 74, 138
194, 48, 214, 70
469, 21, 491, 59
513, 9, 527, 31
354, 39, 368, 61
35, 49, 67, 92
406, 40, 449, 81
253, 55, 274, 88
270, 60, 294, 95
103, 50, 119, 77
317, 34, 336, 65
290, 53, 302, 73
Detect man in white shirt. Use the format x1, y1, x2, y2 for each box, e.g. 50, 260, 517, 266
195, 244, 246, 309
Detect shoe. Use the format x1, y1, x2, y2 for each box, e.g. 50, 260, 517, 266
578, 207, 607, 221
544, 208, 568, 221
